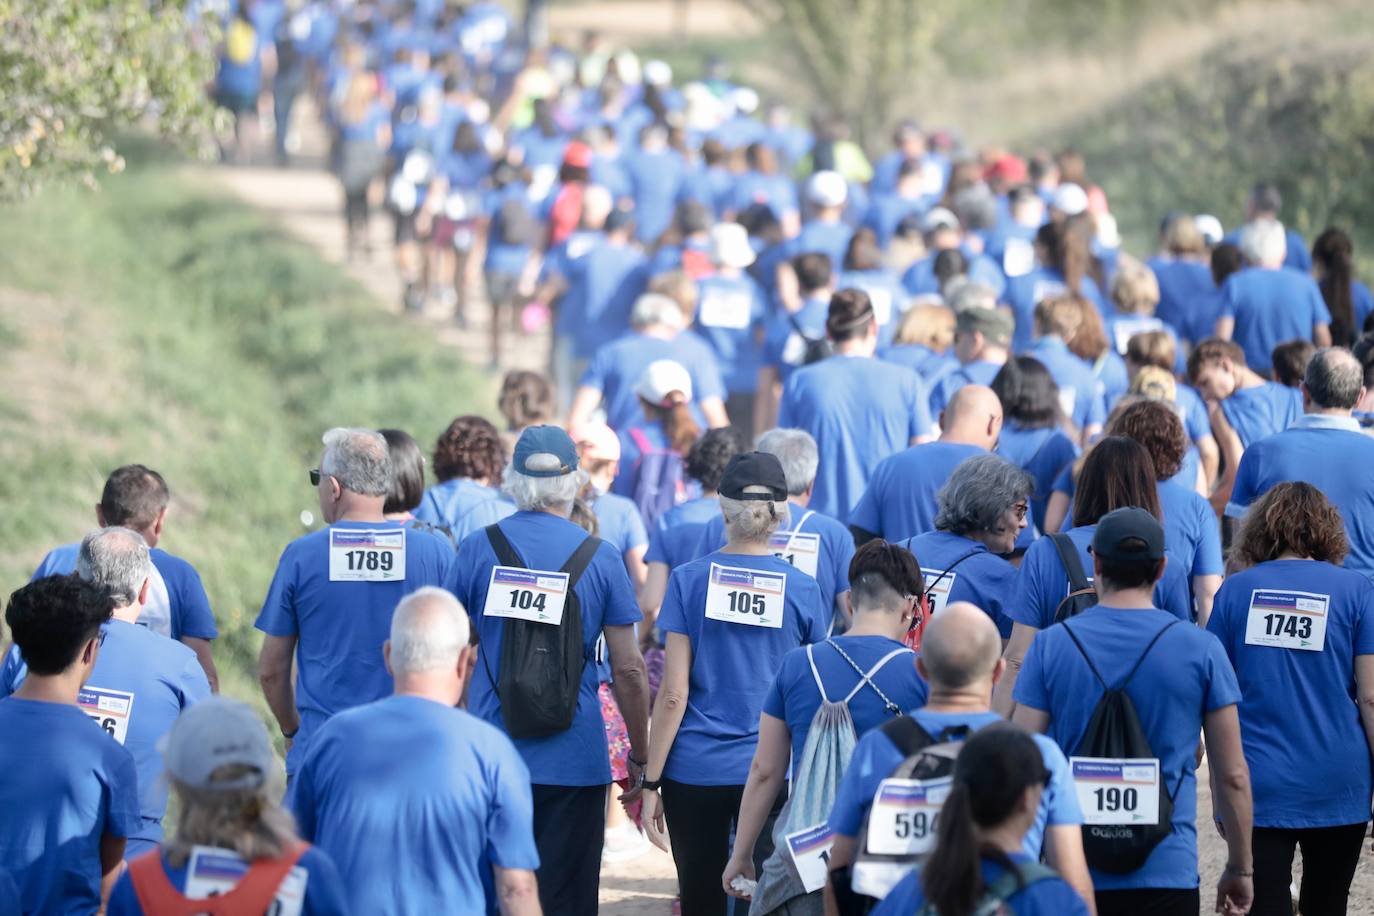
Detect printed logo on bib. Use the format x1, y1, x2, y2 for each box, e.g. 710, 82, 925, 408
704, 563, 786, 629
185, 846, 307, 915
1070, 757, 1160, 826
1245, 589, 1328, 651
698, 289, 753, 329
484, 566, 570, 626
865, 777, 951, 856
328, 529, 406, 582
79, 686, 134, 744
770, 531, 821, 578
784, 822, 834, 893
920, 567, 958, 615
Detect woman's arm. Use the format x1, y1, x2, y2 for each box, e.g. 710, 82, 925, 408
992, 622, 1040, 717
1043, 491, 1070, 535
1192, 575, 1223, 628
722, 714, 793, 898
624, 545, 648, 592
637, 562, 669, 650
1208, 402, 1243, 518
1354, 655, 1374, 776
642, 631, 693, 852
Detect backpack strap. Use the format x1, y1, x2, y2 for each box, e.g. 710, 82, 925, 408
1063, 618, 1178, 692
830, 641, 911, 712
878, 713, 935, 757
970, 860, 1061, 916
484, 523, 526, 569
628, 426, 657, 456
130, 845, 310, 915
779, 509, 817, 561
921, 548, 982, 605
1050, 533, 1091, 594
559, 535, 602, 587
805, 643, 831, 704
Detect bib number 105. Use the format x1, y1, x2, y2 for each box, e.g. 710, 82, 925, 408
725, 590, 767, 616
343, 550, 393, 573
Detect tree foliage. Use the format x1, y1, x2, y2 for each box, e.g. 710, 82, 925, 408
0, 0, 217, 198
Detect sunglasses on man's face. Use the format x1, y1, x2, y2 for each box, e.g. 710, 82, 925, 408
309, 468, 322, 487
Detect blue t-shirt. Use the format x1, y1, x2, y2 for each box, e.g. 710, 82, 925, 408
779, 356, 935, 523
996, 424, 1079, 534
0, 698, 141, 915
625, 149, 686, 243
445, 512, 642, 785
1025, 338, 1106, 433
1219, 382, 1302, 448
1008, 525, 1194, 629
872, 852, 1090, 916
1220, 268, 1331, 373
827, 708, 1082, 850
862, 192, 927, 249
1159, 480, 1224, 580
33, 544, 219, 641
1005, 269, 1107, 352
901, 251, 1006, 300
657, 551, 829, 784
762, 295, 829, 385
927, 359, 1005, 418
580, 330, 726, 432
645, 495, 721, 570
1014, 607, 1242, 889
786, 219, 854, 277
879, 344, 957, 383
1227, 417, 1374, 578
108, 846, 349, 916
694, 273, 769, 394
727, 171, 798, 220
849, 442, 986, 540
292, 695, 539, 914
763, 636, 927, 775
1353, 279, 1374, 333
901, 530, 1019, 637
414, 477, 516, 545
255, 521, 454, 773
1095, 348, 1130, 412
1206, 560, 1374, 828
1222, 226, 1312, 273
1148, 258, 1216, 340
0, 620, 209, 854
592, 491, 649, 561
560, 239, 650, 360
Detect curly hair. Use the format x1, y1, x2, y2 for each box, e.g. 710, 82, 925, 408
1232, 482, 1348, 569
1106, 399, 1187, 482
432, 416, 506, 484
497, 372, 555, 431
686, 427, 748, 492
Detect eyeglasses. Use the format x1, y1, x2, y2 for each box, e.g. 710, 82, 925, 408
309, 468, 322, 487
1011, 502, 1029, 520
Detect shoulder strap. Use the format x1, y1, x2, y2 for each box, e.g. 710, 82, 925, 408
1064, 619, 1178, 692
975, 861, 1061, 915
559, 535, 602, 589
922, 548, 982, 602
835, 644, 911, 710
1119, 620, 1179, 689
779, 509, 817, 558
1049, 533, 1091, 594
805, 643, 831, 704
628, 426, 654, 454
484, 523, 525, 568
878, 712, 934, 757
130, 845, 310, 915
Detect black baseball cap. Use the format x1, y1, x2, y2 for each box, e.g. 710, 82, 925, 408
718, 452, 788, 502
1090, 507, 1165, 563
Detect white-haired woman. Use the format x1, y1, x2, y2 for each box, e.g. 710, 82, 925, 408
640, 451, 831, 915
107, 697, 348, 914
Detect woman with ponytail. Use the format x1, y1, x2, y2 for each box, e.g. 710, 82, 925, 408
872, 724, 1089, 916
613, 359, 704, 526
1312, 228, 1374, 347
1004, 217, 1108, 351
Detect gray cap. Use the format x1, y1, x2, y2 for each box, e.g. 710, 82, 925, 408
162, 697, 275, 791
956, 306, 1014, 347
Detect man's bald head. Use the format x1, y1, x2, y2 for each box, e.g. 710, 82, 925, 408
388, 587, 471, 675
920, 601, 1002, 690
940, 385, 1003, 449
1303, 346, 1364, 411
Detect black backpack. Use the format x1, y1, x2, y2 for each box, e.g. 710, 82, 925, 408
788, 311, 832, 366
482, 525, 601, 739
496, 196, 539, 247
1063, 619, 1179, 874
1050, 533, 1098, 623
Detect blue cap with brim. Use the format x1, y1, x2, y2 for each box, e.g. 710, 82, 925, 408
514, 425, 579, 478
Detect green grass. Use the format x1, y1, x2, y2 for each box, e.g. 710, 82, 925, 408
0, 154, 488, 707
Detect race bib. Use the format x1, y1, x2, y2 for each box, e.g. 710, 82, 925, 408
1003, 238, 1035, 278
698, 289, 753, 329
484, 567, 570, 626
704, 563, 786, 629
1111, 316, 1163, 355
1032, 279, 1066, 306
328, 529, 406, 582
770, 531, 820, 579
79, 686, 134, 745
865, 776, 951, 856
185, 846, 307, 916
1057, 387, 1077, 420
867, 287, 893, 327
920, 567, 957, 615
784, 822, 834, 893
1245, 589, 1329, 652
1070, 757, 1161, 826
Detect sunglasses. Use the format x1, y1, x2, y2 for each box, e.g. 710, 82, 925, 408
309, 468, 323, 487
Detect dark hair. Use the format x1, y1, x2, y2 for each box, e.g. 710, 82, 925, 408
842, 227, 884, 273
498, 371, 555, 431
1271, 339, 1315, 388
432, 416, 506, 483
1186, 338, 1246, 385
1097, 550, 1165, 592
1107, 400, 1187, 481
1035, 219, 1088, 295
1313, 228, 1357, 347
923, 725, 1050, 916
848, 540, 924, 610
1249, 181, 1282, 215
827, 288, 875, 343
451, 120, 481, 154
991, 357, 1064, 430
1354, 332, 1374, 389
379, 429, 425, 514
1233, 481, 1348, 568
5, 576, 113, 676
640, 397, 701, 455
685, 427, 747, 492
793, 252, 833, 294
933, 248, 968, 288
100, 464, 169, 531
746, 142, 777, 175
1210, 242, 1243, 287
701, 138, 727, 166
1072, 436, 1161, 528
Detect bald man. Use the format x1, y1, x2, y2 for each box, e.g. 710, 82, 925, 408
824, 602, 1093, 913
848, 386, 1005, 545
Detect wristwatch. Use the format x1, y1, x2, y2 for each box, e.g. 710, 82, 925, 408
641, 777, 663, 791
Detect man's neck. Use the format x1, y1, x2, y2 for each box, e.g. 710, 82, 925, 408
833, 339, 874, 358
939, 428, 987, 450
1098, 586, 1156, 609
334, 495, 388, 523
922, 686, 994, 714
14, 671, 84, 706
966, 347, 1007, 367
110, 603, 140, 624
1306, 406, 1353, 419
1236, 368, 1266, 391
394, 677, 461, 708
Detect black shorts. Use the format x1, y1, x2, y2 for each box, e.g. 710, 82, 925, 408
393, 210, 420, 245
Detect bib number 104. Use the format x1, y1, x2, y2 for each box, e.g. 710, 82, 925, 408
507, 589, 547, 613
1093, 787, 1138, 813
343, 550, 393, 573
725, 590, 767, 616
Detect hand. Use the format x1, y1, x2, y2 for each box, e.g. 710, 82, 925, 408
621, 757, 645, 804
722, 854, 756, 899
642, 788, 671, 854
1215, 871, 1253, 915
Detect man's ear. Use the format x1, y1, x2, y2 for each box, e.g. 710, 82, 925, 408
138, 577, 151, 607
383, 640, 393, 677
83, 635, 99, 667
991, 656, 1007, 685
152, 508, 167, 540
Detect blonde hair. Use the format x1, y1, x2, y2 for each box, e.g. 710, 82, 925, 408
1109, 254, 1161, 316
719, 493, 788, 543
164, 765, 298, 868
649, 270, 699, 322
894, 304, 956, 351
1129, 366, 1177, 403
1034, 294, 1085, 342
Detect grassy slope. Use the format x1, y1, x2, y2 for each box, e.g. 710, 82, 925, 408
0, 154, 487, 704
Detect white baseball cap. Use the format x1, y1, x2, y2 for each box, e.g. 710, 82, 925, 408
806, 170, 848, 209
732, 87, 760, 115
709, 222, 756, 269
636, 360, 693, 408
921, 207, 960, 234
643, 59, 673, 88
1194, 214, 1224, 247
1052, 182, 1089, 216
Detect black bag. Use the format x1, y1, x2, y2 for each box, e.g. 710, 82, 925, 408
1050, 533, 1098, 623
1063, 620, 1179, 874
496, 196, 540, 247
483, 525, 601, 739
788, 311, 832, 366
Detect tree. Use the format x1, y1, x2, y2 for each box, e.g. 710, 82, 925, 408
0, 0, 217, 198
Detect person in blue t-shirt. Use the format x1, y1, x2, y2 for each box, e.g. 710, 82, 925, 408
825, 602, 1091, 911
108, 696, 348, 916
779, 290, 936, 523
639, 452, 829, 916
574, 423, 650, 588
1226, 347, 1374, 579
863, 159, 932, 249
611, 359, 702, 523
850, 384, 1000, 543
1026, 295, 1109, 442
927, 298, 1012, 418
901, 454, 1033, 637
31, 463, 221, 689
721, 540, 929, 910
985, 185, 1046, 280
1003, 220, 1108, 351
4, 529, 210, 858
780, 171, 854, 278
1207, 483, 1374, 915
900, 210, 1006, 301
723, 143, 799, 231
624, 124, 685, 244
444, 426, 649, 916
0, 575, 141, 916
256, 428, 454, 777
1011, 507, 1254, 916
1148, 214, 1216, 339
1221, 183, 1312, 273
1126, 331, 1220, 487
215, 10, 264, 164
837, 229, 908, 349
759, 252, 834, 420
991, 356, 1080, 534
413, 415, 515, 545
1313, 227, 1374, 348
881, 302, 958, 382
695, 222, 770, 428
293, 589, 539, 915
872, 725, 1091, 916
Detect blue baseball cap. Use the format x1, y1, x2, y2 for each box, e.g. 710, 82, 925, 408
513, 425, 579, 478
